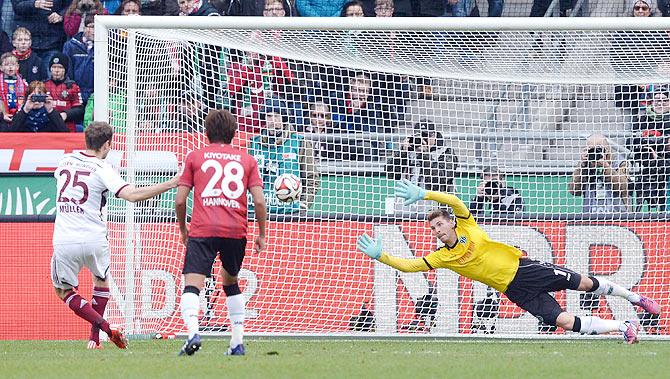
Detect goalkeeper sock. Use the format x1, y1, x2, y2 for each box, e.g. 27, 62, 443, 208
224, 284, 244, 348
90, 286, 110, 344
573, 316, 625, 334
589, 277, 641, 303
63, 291, 112, 335
180, 286, 200, 339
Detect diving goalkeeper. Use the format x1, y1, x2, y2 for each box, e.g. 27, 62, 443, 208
357, 180, 661, 343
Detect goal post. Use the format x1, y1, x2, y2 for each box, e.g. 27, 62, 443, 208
95, 16, 670, 338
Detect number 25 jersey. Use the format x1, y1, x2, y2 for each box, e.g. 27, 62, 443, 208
53, 152, 129, 245
179, 144, 263, 239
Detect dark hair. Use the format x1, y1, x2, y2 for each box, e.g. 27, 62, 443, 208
85, 122, 114, 151
340, 0, 366, 16
427, 207, 456, 223
114, 0, 142, 15
205, 109, 237, 144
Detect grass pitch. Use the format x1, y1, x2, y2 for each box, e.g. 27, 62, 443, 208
0, 338, 667, 379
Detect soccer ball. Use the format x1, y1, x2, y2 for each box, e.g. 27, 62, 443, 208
274, 173, 302, 203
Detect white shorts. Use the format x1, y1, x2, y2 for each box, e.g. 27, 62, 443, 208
51, 242, 110, 289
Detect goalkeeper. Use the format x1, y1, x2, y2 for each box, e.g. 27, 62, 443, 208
357, 180, 661, 343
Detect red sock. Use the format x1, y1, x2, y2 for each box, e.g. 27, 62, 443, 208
63, 291, 112, 335
89, 287, 110, 343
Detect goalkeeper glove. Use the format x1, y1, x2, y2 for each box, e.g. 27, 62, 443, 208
357, 233, 382, 260
395, 179, 426, 205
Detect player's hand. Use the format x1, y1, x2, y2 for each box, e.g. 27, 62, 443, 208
356, 233, 382, 260
179, 225, 189, 246
395, 179, 426, 205
254, 235, 266, 253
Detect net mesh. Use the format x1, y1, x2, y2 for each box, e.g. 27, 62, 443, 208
102, 24, 669, 337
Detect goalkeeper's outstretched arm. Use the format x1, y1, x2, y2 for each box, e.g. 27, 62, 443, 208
395, 179, 470, 218
356, 234, 431, 273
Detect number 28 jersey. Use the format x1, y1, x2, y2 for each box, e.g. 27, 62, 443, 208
179, 144, 263, 239
53, 152, 129, 245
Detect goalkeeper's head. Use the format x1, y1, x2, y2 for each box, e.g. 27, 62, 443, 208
427, 207, 457, 243
205, 109, 237, 144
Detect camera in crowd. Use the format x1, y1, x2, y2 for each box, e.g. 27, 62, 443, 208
30, 94, 47, 103
587, 146, 605, 162
78, 0, 96, 13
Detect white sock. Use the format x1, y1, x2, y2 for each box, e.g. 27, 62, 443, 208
227, 294, 245, 348
579, 316, 626, 334
180, 292, 200, 339
591, 277, 640, 303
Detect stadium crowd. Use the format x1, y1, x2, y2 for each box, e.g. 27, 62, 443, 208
1, 0, 668, 214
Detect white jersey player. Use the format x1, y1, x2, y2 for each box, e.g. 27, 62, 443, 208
51, 121, 179, 349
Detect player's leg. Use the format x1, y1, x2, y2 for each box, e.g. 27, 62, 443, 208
219, 237, 247, 356
87, 276, 111, 349
83, 242, 127, 349
575, 275, 660, 315
555, 311, 641, 344
87, 243, 112, 348
51, 245, 125, 348
178, 238, 217, 356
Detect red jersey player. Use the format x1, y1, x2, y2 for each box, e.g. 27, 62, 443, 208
175, 109, 267, 356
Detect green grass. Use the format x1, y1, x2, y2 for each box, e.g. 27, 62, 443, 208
0, 339, 667, 379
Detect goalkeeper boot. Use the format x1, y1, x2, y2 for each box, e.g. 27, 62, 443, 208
633, 296, 661, 315
622, 320, 640, 345
108, 328, 128, 349
225, 344, 245, 356
178, 334, 201, 356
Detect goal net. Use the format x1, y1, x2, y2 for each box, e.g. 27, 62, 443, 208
96, 17, 669, 338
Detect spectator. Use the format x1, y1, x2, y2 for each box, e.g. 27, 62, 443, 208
3, 80, 68, 132
208, 0, 258, 15
44, 52, 85, 132
12, 28, 47, 84
227, 49, 295, 132
158, 90, 206, 133
177, 0, 219, 14
386, 121, 459, 213
331, 71, 384, 161
373, 0, 394, 16
341, 0, 366, 16
386, 121, 458, 192
296, 0, 347, 16
568, 133, 630, 214
84, 77, 127, 131
469, 167, 525, 218
627, 86, 670, 211
138, 0, 164, 14
12, 0, 67, 61
1, 0, 16, 41
64, 0, 109, 39
613, 0, 658, 118
62, 14, 95, 104
0, 52, 28, 127
248, 97, 320, 213
114, 0, 141, 14
262, 0, 296, 15
305, 100, 339, 161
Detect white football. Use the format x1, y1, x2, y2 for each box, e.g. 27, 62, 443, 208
274, 173, 302, 203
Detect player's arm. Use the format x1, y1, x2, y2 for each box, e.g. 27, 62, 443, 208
117, 175, 179, 203
175, 185, 191, 245
356, 234, 431, 273
395, 179, 470, 218
250, 185, 267, 253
